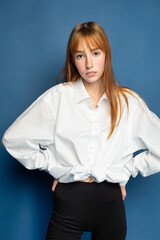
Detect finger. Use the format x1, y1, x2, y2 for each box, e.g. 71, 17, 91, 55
51, 181, 56, 192
52, 184, 55, 192
123, 192, 127, 200
51, 179, 59, 192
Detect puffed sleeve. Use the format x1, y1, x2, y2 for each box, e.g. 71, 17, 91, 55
1, 93, 56, 173
123, 96, 160, 179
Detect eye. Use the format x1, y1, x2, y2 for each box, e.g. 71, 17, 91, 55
75, 54, 84, 59
93, 51, 100, 56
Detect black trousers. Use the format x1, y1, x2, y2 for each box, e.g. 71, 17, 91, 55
45, 180, 127, 240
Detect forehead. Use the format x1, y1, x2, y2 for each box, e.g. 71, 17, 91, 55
76, 40, 96, 50
75, 36, 99, 51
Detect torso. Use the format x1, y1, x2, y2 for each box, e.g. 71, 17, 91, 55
80, 177, 95, 182
91, 94, 103, 109
80, 95, 101, 182
92, 103, 98, 109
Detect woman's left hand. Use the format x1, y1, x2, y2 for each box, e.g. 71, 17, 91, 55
120, 186, 127, 200
52, 178, 59, 192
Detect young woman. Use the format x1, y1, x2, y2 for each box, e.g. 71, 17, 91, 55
2, 21, 160, 240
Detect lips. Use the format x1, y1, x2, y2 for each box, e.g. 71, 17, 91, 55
86, 71, 96, 74
86, 71, 97, 77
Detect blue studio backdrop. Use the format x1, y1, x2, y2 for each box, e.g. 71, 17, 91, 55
0, 0, 160, 239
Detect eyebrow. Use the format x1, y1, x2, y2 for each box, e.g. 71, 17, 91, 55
75, 48, 100, 53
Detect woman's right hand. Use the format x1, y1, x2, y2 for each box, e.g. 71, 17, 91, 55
120, 186, 127, 200
51, 178, 59, 192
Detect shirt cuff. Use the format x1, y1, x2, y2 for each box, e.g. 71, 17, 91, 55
119, 181, 128, 187
124, 157, 139, 178
119, 162, 133, 186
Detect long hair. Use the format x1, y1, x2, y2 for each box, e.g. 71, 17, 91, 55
56, 21, 146, 140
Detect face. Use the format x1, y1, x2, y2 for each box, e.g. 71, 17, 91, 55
73, 40, 106, 84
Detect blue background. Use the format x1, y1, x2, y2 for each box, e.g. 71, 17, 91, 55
1, 0, 160, 239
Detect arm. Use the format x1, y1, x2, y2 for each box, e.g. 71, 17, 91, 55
1, 94, 56, 173
123, 97, 160, 178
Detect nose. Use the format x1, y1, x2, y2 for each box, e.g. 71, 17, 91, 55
85, 54, 93, 69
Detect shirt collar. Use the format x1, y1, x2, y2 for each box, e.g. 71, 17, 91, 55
74, 77, 109, 104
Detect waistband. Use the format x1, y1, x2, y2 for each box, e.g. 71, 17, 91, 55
58, 180, 119, 186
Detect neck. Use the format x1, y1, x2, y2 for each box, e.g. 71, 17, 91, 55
82, 78, 105, 100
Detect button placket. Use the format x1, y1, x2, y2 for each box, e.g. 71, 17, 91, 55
87, 109, 99, 165
91, 110, 99, 134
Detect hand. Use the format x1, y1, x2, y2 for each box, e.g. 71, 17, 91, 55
120, 186, 127, 200
51, 178, 59, 192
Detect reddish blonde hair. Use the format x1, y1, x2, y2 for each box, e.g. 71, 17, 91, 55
56, 21, 146, 139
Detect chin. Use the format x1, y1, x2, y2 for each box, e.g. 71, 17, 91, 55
81, 76, 101, 82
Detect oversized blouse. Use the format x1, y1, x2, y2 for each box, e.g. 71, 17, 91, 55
2, 77, 160, 186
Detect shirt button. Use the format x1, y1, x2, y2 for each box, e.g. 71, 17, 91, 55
94, 127, 98, 131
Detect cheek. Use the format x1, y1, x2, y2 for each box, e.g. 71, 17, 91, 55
74, 61, 84, 72
96, 57, 105, 69
97, 60, 105, 74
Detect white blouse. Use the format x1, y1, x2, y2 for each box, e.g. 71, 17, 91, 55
2, 77, 160, 186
